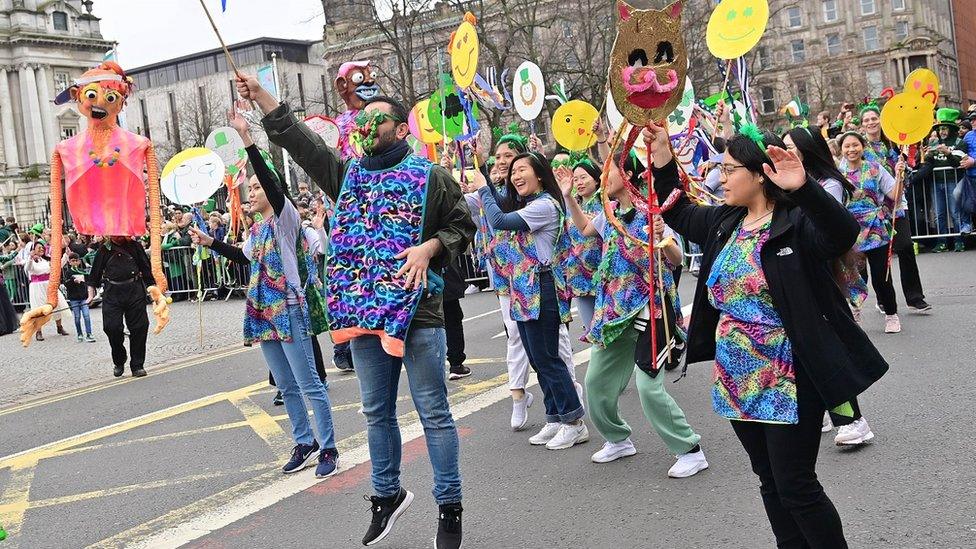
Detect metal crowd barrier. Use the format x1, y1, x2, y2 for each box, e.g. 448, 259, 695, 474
456, 251, 489, 284
4, 264, 30, 309
908, 166, 973, 240
162, 246, 249, 300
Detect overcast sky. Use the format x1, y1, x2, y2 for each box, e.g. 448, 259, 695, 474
94, 0, 326, 68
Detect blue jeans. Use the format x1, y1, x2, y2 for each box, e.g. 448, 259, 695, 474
576, 295, 596, 333
260, 304, 336, 450
350, 327, 461, 505
953, 178, 974, 233
516, 271, 585, 424
68, 299, 92, 336
933, 173, 963, 244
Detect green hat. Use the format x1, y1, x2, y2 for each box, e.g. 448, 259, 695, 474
29, 223, 44, 235
933, 107, 961, 130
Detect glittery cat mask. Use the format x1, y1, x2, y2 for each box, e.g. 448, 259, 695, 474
608, 0, 687, 126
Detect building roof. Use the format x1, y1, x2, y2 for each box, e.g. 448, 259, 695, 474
127, 37, 318, 74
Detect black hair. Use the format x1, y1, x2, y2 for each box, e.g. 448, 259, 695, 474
712, 137, 727, 154
363, 95, 409, 124
785, 125, 855, 197
961, 120, 973, 131
573, 159, 602, 189
68, 252, 80, 260
500, 152, 566, 213
495, 136, 528, 155
547, 146, 571, 162
612, 148, 646, 191
725, 130, 792, 205
838, 131, 867, 148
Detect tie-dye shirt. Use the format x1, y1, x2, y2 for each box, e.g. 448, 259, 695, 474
707, 219, 798, 424
840, 159, 895, 252
563, 194, 603, 298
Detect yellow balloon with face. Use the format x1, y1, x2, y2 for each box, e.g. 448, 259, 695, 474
880, 89, 937, 145
903, 68, 940, 100
410, 100, 443, 145
706, 0, 769, 59
552, 100, 599, 152
450, 13, 479, 89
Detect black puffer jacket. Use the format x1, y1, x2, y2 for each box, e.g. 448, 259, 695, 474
654, 160, 888, 408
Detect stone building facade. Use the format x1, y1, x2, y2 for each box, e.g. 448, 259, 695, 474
0, 0, 114, 224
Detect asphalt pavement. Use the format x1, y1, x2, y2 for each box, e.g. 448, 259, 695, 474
0, 251, 974, 548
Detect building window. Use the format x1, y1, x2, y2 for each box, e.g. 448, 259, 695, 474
757, 46, 770, 68
892, 0, 906, 10
761, 87, 775, 114
826, 33, 842, 56
52, 11, 68, 31
54, 71, 70, 94
860, 0, 876, 16
863, 25, 880, 51
894, 20, 909, 42
168, 92, 181, 150
866, 69, 884, 96
139, 98, 151, 140
791, 40, 806, 62
823, 0, 838, 22
165, 121, 171, 142
297, 73, 306, 109
796, 81, 808, 105
59, 126, 77, 140
787, 7, 802, 28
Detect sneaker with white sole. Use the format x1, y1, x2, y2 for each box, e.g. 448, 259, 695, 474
907, 300, 932, 314
545, 422, 589, 450
511, 392, 534, 431
529, 422, 561, 445
884, 314, 901, 333
591, 438, 637, 463
822, 413, 834, 433
362, 487, 414, 546
668, 448, 709, 478
834, 417, 875, 446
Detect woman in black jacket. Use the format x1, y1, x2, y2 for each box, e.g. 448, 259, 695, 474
644, 121, 888, 549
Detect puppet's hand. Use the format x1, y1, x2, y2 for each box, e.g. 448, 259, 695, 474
147, 286, 171, 334
19, 304, 54, 347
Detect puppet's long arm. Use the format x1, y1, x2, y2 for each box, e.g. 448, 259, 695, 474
19, 151, 62, 346
145, 143, 170, 333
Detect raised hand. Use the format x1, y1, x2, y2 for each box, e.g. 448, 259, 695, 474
763, 146, 807, 191
641, 121, 673, 168
554, 165, 573, 197
188, 226, 214, 247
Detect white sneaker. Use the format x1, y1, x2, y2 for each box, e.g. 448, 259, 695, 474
834, 417, 875, 446
884, 314, 901, 334
668, 448, 709, 478
529, 422, 562, 445
545, 422, 589, 450
591, 438, 637, 463
822, 412, 834, 433
464, 284, 480, 295
511, 392, 534, 432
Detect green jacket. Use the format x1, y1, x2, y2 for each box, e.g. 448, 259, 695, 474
261, 102, 475, 329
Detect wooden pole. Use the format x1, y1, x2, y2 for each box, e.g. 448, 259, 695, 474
197, 0, 256, 109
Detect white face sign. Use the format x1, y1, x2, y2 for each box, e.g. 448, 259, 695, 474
161, 148, 225, 206
205, 127, 247, 170
303, 115, 341, 149
512, 61, 545, 122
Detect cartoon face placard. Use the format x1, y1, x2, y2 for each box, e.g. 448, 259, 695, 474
706, 0, 769, 60
161, 148, 225, 206
450, 12, 479, 89
303, 115, 341, 149
427, 75, 479, 139
410, 99, 443, 144
205, 127, 246, 170
608, 0, 688, 126
881, 90, 937, 145
512, 61, 545, 121
667, 75, 695, 134
552, 100, 599, 152
903, 68, 940, 101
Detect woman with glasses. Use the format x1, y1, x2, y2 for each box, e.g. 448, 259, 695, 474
645, 121, 888, 548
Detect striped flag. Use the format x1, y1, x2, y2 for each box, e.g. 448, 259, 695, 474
734, 56, 758, 125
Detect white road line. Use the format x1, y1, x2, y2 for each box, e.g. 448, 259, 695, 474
682, 303, 693, 317
462, 307, 501, 323
491, 330, 506, 339
128, 348, 591, 549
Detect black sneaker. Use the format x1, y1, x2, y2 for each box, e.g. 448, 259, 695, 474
448, 365, 472, 380
362, 487, 414, 546
132, 368, 147, 377
113, 364, 125, 377
282, 441, 319, 474
334, 352, 355, 373
436, 503, 463, 549
272, 391, 284, 406
907, 300, 933, 314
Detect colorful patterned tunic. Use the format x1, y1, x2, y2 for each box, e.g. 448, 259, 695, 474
564, 194, 603, 298
56, 127, 151, 236
840, 159, 891, 252
492, 195, 572, 323
326, 154, 430, 357
587, 208, 683, 348
707, 219, 798, 424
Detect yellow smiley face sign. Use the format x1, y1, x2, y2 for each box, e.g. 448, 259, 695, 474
450, 12, 479, 89
552, 100, 599, 152
881, 90, 937, 145
409, 99, 443, 145
903, 68, 940, 101
706, 0, 769, 59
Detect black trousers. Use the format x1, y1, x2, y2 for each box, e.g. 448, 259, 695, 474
861, 246, 898, 314
443, 298, 466, 368
890, 216, 926, 305
731, 367, 847, 549
102, 281, 149, 370
269, 333, 326, 386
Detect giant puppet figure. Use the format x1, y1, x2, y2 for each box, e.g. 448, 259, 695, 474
19, 62, 170, 346
334, 60, 380, 160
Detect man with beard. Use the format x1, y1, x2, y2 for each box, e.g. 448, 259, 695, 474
237, 75, 474, 549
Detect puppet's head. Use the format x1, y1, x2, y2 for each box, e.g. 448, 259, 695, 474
608, 0, 687, 126
54, 62, 133, 129
336, 61, 380, 111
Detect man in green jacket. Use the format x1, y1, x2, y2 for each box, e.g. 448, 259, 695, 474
238, 76, 474, 549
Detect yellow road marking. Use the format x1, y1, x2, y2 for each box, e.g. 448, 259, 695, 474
0, 461, 36, 538
228, 394, 294, 458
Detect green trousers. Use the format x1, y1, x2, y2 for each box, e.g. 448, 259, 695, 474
585, 323, 701, 455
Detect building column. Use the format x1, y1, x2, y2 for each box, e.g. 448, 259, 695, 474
0, 67, 21, 172
35, 64, 58, 155
18, 63, 46, 165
